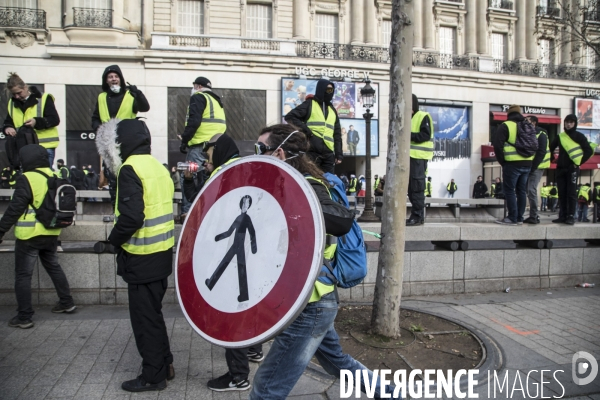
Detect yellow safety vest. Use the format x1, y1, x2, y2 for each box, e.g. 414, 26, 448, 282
558, 132, 583, 166
578, 186, 590, 201
447, 183, 457, 192
503, 121, 534, 162
491, 183, 496, 197
348, 178, 357, 193
8, 93, 59, 149
307, 100, 336, 152
537, 130, 551, 169
373, 178, 380, 192
56, 166, 70, 179
187, 92, 227, 146
115, 155, 174, 255
209, 156, 240, 180
14, 168, 62, 240
425, 181, 432, 196
540, 186, 549, 198
98, 91, 136, 123
550, 186, 559, 198
410, 111, 434, 160
595, 185, 600, 201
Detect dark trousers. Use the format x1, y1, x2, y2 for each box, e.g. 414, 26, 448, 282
226, 344, 263, 382
556, 165, 579, 219
15, 239, 73, 319
307, 150, 336, 174
408, 158, 427, 219
128, 278, 173, 384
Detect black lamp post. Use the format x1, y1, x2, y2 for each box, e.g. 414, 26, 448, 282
357, 79, 379, 222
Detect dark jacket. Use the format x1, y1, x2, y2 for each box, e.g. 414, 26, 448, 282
180, 90, 225, 145
84, 169, 99, 190
107, 119, 172, 284
91, 65, 150, 132
284, 79, 343, 161
492, 112, 532, 167
0, 145, 55, 247
549, 116, 594, 169
411, 95, 432, 145
531, 127, 549, 171
472, 181, 488, 198
70, 167, 86, 190
3, 86, 60, 134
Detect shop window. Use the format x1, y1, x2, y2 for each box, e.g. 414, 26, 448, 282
246, 3, 272, 39
178, 0, 204, 35
78, 0, 109, 8
315, 13, 338, 43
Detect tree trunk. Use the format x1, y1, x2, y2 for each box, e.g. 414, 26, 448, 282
370, 0, 414, 338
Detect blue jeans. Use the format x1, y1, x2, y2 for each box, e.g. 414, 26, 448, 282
502, 164, 531, 223
46, 148, 55, 170
577, 202, 589, 221
181, 145, 207, 214
249, 292, 400, 399
541, 197, 548, 211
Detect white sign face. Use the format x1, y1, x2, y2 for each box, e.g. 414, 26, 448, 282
193, 186, 288, 313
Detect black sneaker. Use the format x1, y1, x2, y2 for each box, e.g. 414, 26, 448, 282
523, 217, 539, 224
51, 303, 77, 313
207, 373, 251, 392
247, 350, 264, 363
565, 216, 575, 225
122, 375, 166, 392
552, 218, 565, 224
494, 217, 517, 226
8, 316, 34, 329
406, 218, 423, 226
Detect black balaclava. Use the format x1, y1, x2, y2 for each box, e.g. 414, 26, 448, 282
19, 144, 49, 172
564, 114, 578, 135
412, 94, 419, 114
212, 134, 240, 169
315, 79, 334, 103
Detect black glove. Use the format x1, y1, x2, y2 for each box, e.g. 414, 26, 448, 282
126, 82, 139, 97
180, 142, 188, 154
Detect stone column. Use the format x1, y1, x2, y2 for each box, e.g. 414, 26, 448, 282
364, 0, 377, 44
526, 0, 537, 60
515, 0, 526, 59
293, 0, 309, 39
477, 0, 488, 54
423, 0, 434, 49
413, 0, 423, 48
351, 0, 364, 44
465, 0, 477, 54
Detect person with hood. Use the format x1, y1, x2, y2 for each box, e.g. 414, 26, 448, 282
550, 115, 594, 225
179, 76, 227, 218
284, 78, 343, 173
96, 118, 175, 392
493, 105, 532, 226
69, 165, 85, 190
523, 115, 550, 224
0, 144, 76, 329
56, 159, 69, 182
3, 72, 61, 168
84, 164, 100, 201
407, 94, 434, 225
91, 65, 150, 132
347, 174, 357, 195
472, 176, 487, 199
577, 183, 592, 222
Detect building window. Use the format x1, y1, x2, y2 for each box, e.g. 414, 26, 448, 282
491, 33, 507, 72
584, 46, 597, 69
315, 13, 338, 43
382, 19, 391, 46
1, 0, 37, 7
78, 0, 110, 8
538, 38, 553, 77
178, 0, 204, 35
246, 3, 272, 38
439, 26, 455, 68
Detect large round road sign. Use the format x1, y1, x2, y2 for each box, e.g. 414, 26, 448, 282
176, 156, 325, 348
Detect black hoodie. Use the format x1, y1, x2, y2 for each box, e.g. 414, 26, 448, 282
91, 65, 150, 132
549, 114, 594, 169
411, 94, 432, 144
0, 145, 54, 244
107, 119, 172, 284
284, 79, 343, 160
2, 86, 60, 134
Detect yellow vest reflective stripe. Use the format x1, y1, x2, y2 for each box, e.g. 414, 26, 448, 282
306, 100, 336, 152
503, 121, 534, 162
537, 130, 551, 169
410, 111, 434, 160
98, 91, 136, 123
558, 132, 583, 166
188, 92, 227, 146
447, 183, 456, 191
578, 187, 590, 201
348, 178, 357, 193
115, 155, 174, 254
208, 156, 240, 180
8, 93, 59, 149
14, 168, 62, 240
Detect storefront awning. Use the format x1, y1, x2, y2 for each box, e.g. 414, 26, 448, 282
491, 112, 562, 124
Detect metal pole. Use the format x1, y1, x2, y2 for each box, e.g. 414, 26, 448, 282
358, 109, 379, 222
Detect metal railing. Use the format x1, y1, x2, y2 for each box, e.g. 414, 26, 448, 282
0, 6, 45, 29
296, 41, 390, 63
436, 0, 464, 3
488, 0, 513, 11
413, 50, 479, 71
72, 7, 112, 28
493, 59, 599, 81
536, 6, 560, 18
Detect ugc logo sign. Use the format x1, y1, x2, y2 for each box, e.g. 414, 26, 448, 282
572, 351, 598, 386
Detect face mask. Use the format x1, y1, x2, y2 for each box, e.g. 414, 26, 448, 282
191, 87, 197, 96
110, 85, 121, 93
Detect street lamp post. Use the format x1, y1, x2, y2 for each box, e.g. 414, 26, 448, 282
357, 79, 380, 222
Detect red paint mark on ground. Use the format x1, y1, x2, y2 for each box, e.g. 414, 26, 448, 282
490, 318, 540, 336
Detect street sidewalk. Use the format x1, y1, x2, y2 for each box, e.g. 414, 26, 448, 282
0, 287, 599, 399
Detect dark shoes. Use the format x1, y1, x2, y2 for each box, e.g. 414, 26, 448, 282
122, 375, 166, 392
565, 216, 575, 225
552, 218, 565, 224
494, 217, 517, 226
207, 372, 251, 392
51, 303, 77, 313
167, 363, 175, 381
406, 217, 424, 226
8, 316, 34, 329
523, 217, 540, 224
247, 350, 264, 363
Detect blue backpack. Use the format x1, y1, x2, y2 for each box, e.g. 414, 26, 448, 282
318, 173, 368, 288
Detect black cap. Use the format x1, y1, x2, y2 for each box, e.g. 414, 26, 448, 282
57, 159, 64, 164
193, 77, 212, 88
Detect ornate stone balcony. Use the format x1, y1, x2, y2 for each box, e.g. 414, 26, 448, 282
72, 7, 112, 28
488, 0, 513, 11
0, 7, 46, 47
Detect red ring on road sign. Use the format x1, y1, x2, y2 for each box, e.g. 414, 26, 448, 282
177, 160, 316, 343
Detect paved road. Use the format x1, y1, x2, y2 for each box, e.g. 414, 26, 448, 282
1, 287, 599, 399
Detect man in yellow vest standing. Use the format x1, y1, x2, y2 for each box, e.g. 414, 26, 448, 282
179, 76, 227, 218
523, 116, 550, 224
91, 65, 150, 132
97, 119, 175, 392
407, 94, 434, 226
576, 183, 592, 222
284, 78, 343, 174
549, 115, 593, 225
0, 145, 76, 329
4, 73, 60, 168
540, 182, 549, 212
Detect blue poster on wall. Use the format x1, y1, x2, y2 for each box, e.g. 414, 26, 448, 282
421, 105, 471, 160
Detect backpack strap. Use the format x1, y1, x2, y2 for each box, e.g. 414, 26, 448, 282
26, 169, 52, 213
